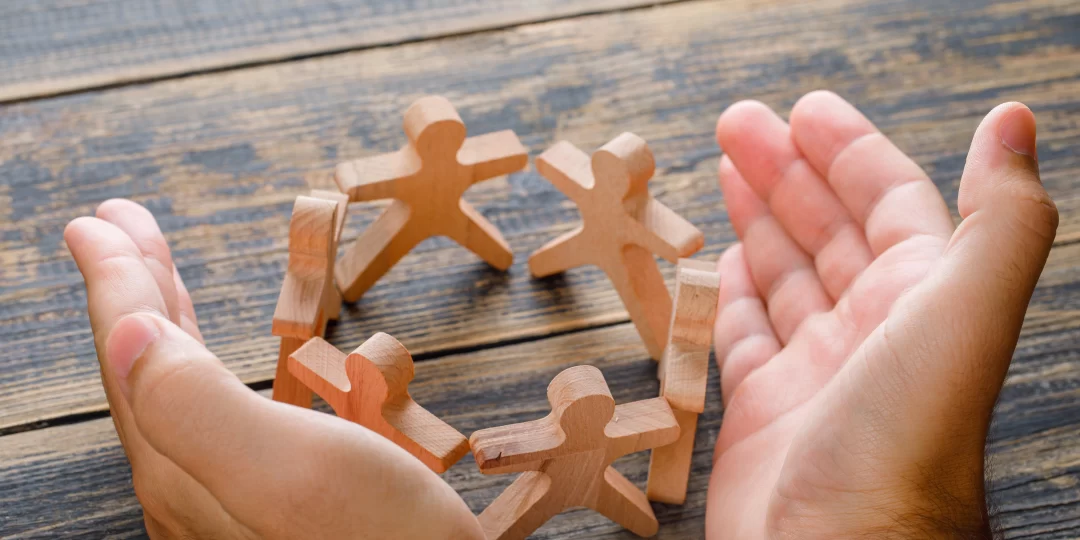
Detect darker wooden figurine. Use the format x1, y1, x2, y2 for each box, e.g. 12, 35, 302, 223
471, 365, 680, 539
334, 95, 528, 302
529, 133, 704, 360
287, 333, 470, 474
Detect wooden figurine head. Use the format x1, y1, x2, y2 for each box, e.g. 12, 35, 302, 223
287, 333, 470, 473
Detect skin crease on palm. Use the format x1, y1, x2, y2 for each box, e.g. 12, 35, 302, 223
64, 91, 1056, 539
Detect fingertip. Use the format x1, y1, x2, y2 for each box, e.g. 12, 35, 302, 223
96, 198, 151, 220
789, 90, 877, 175
998, 102, 1038, 159
716, 100, 775, 147
64, 216, 97, 249
958, 102, 1050, 221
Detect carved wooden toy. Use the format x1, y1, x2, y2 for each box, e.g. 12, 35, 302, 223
334, 95, 528, 302
287, 333, 470, 473
647, 258, 720, 504
471, 365, 680, 539
529, 133, 704, 360
271, 192, 349, 407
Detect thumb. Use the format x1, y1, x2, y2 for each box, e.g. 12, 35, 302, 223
871, 102, 1057, 446
105, 313, 485, 539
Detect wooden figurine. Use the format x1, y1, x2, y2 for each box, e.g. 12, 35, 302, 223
334, 95, 528, 302
471, 365, 680, 539
647, 258, 721, 504
271, 192, 349, 407
529, 133, 704, 360
287, 333, 470, 474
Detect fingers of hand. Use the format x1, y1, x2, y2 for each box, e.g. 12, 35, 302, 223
718, 157, 832, 342
172, 265, 203, 343
790, 91, 954, 255
713, 244, 781, 403
717, 100, 872, 299
95, 199, 185, 327
64, 214, 173, 440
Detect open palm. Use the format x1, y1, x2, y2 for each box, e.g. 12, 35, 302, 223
706, 92, 1057, 538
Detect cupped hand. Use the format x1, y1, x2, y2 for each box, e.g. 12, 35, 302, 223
66, 200, 484, 539
707, 92, 1057, 538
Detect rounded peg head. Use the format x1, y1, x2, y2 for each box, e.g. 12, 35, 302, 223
591, 132, 655, 199
547, 366, 616, 439
351, 332, 415, 397
288, 196, 338, 260
403, 95, 467, 158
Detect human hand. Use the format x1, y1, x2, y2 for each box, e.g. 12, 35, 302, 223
65, 200, 484, 539
707, 92, 1056, 538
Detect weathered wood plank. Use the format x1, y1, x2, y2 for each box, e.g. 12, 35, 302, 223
0, 0, 676, 103
2, 0, 1080, 430
0, 320, 1077, 538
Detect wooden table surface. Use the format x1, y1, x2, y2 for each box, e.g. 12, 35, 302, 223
1, 0, 1079, 538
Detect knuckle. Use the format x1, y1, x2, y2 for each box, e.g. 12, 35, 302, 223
1001, 176, 1058, 242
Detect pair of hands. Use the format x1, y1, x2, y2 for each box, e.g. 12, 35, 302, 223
67, 92, 1056, 539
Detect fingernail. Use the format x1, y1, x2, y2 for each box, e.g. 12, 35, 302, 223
1000, 106, 1037, 158
106, 314, 162, 381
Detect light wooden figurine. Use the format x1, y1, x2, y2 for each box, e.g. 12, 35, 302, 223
471, 365, 680, 539
334, 95, 528, 302
646, 258, 720, 504
529, 133, 704, 360
271, 191, 349, 407
287, 333, 470, 474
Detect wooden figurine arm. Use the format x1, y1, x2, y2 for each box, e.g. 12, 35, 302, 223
334, 149, 420, 203
660, 259, 720, 413
271, 271, 329, 339
458, 130, 528, 183
287, 337, 350, 411
272, 195, 338, 339
470, 417, 565, 474
310, 189, 350, 245
536, 141, 593, 200
632, 199, 704, 263
604, 397, 680, 459
382, 398, 470, 473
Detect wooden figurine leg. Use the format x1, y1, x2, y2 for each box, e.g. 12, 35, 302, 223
450, 199, 514, 271
646, 409, 699, 504
527, 227, 589, 278
605, 245, 672, 360
478, 472, 561, 540
272, 337, 312, 408
590, 467, 660, 537
335, 201, 421, 302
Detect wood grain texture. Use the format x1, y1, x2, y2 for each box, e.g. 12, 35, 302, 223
288, 334, 471, 473
334, 95, 527, 302
649, 259, 719, 504
471, 365, 679, 538
0, 0, 677, 103
1, 321, 1078, 538
1, 0, 1080, 432
270, 192, 347, 407
530, 133, 704, 360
